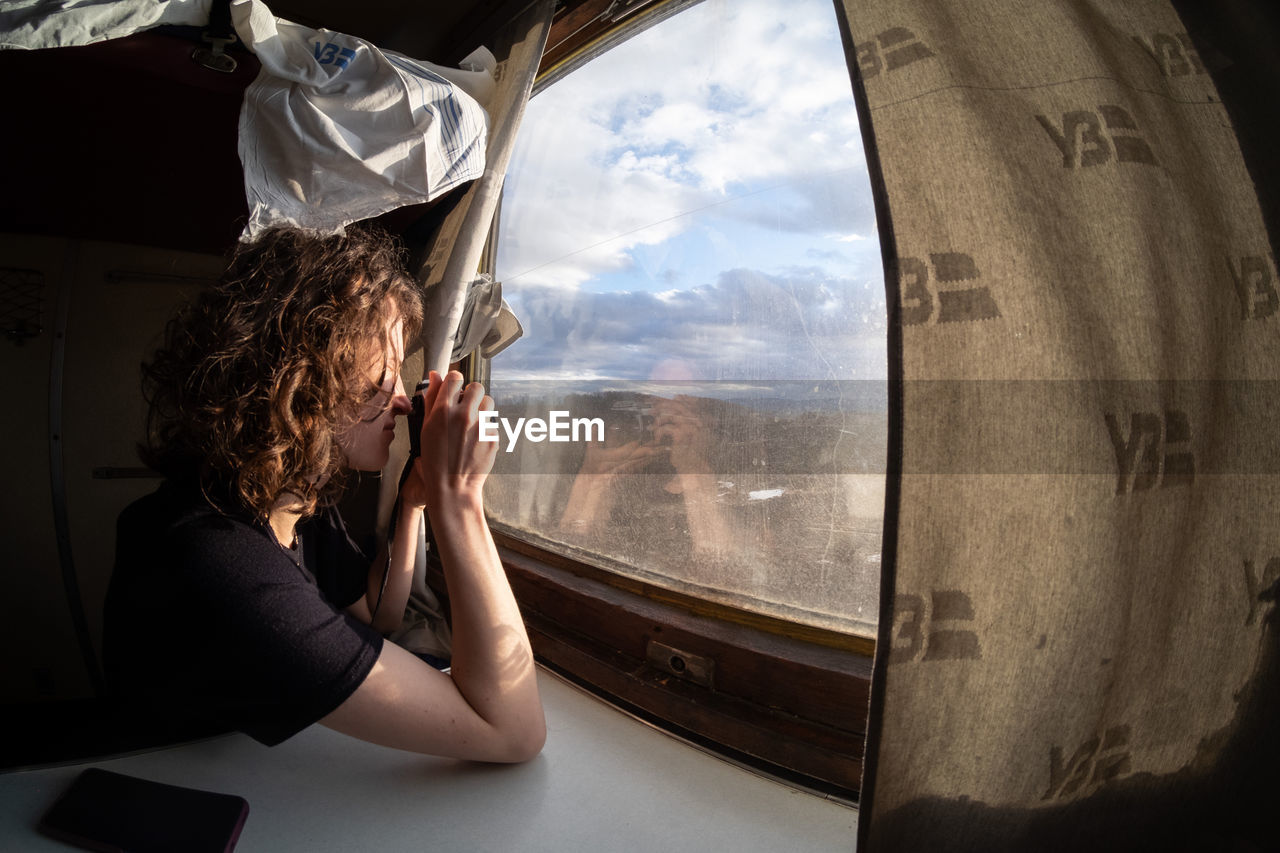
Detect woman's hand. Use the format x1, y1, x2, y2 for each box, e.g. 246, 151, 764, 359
578, 436, 664, 477
323, 369, 544, 763
413, 370, 498, 509
398, 450, 430, 510
652, 395, 713, 476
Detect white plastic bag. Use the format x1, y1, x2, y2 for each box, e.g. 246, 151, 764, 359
230, 0, 492, 237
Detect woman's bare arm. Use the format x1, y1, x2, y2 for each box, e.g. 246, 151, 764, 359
346, 501, 424, 634
322, 371, 545, 762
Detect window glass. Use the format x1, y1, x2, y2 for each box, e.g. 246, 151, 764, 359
487, 0, 885, 635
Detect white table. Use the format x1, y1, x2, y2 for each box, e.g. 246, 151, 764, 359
3, 670, 858, 852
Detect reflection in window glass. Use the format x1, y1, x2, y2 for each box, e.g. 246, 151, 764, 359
487, 0, 885, 635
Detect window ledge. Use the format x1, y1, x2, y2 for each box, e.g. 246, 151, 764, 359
472, 531, 873, 800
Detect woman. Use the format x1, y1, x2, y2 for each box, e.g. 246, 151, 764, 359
104, 227, 544, 762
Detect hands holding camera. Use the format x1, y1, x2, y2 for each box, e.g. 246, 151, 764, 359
651, 395, 713, 478
403, 370, 498, 513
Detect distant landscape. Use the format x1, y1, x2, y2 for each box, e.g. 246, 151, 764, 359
486, 387, 886, 635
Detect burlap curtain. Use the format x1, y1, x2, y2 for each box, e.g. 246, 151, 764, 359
837, 0, 1279, 849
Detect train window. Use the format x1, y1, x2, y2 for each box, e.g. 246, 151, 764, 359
489, 0, 884, 636
474, 0, 881, 796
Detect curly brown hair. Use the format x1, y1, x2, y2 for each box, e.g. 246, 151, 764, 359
142, 226, 423, 519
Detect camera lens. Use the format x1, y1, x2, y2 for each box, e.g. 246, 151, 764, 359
407, 379, 429, 459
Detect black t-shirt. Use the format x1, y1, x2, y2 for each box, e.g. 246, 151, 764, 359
103, 480, 383, 746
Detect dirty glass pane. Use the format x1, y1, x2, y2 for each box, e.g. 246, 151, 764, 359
485, 0, 885, 635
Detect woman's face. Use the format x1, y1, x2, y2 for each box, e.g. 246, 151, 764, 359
337, 318, 411, 472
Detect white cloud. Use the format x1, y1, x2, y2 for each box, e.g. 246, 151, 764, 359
496, 0, 869, 290
497, 267, 887, 381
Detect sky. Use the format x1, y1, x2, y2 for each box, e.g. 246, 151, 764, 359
493, 0, 885, 384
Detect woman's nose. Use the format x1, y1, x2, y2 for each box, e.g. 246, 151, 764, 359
391, 377, 412, 414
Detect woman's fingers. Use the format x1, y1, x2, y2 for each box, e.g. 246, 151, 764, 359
423, 371, 485, 438
433, 376, 492, 441
459, 379, 487, 416
417, 372, 497, 489
432, 370, 465, 415
421, 369, 442, 410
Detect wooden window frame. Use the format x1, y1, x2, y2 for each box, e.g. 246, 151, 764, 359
496, 532, 871, 799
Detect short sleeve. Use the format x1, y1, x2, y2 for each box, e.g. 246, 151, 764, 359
300, 505, 373, 609
173, 517, 383, 745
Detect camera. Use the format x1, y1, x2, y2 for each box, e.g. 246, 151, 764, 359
610, 398, 656, 444
407, 378, 431, 460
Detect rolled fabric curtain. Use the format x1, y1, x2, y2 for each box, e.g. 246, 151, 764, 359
413, 1, 556, 376
449, 275, 524, 363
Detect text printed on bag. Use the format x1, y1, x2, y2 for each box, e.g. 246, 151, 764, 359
314, 42, 357, 70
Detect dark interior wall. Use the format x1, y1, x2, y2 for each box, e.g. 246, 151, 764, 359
0, 237, 221, 710
0, 32, 255, 256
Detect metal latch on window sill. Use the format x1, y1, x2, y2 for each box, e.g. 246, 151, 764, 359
646, 640, 714, 689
